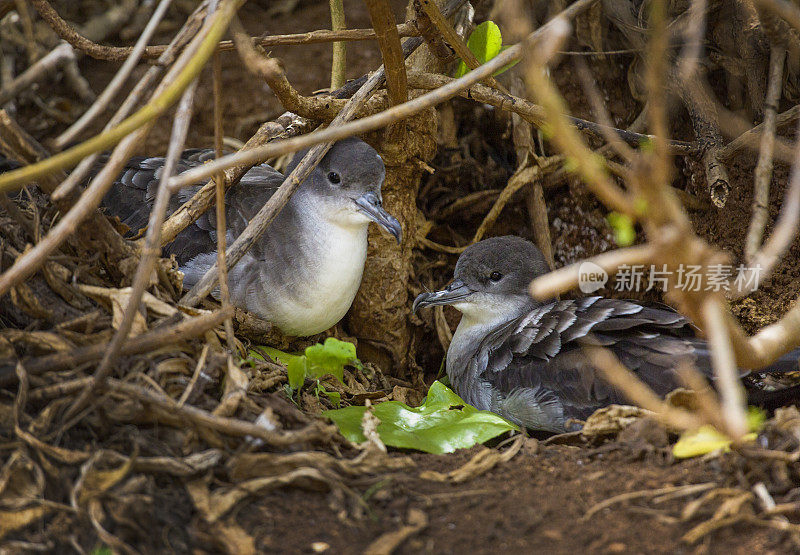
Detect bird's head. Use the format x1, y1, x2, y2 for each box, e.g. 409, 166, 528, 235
413, 236, 550, 323
288, 137, 401, 243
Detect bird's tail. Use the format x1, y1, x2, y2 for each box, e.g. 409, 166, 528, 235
687, 340, 800, 376
687, 341, 800, 408
747, 383, 800, 411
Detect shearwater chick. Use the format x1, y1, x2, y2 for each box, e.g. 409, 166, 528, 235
413, 236, 799, 432
102, 137, 400, 336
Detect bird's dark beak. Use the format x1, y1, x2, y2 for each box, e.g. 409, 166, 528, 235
355, 192, 402, 244
412, 279, 474, 313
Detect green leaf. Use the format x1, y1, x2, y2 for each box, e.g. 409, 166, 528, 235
248, 339, 360, 391
606, 212, 636, 247
305, 337, 361, 383
323, 381, 518, 454
247, 346, 301, 367
314, 381, 341, 408
287, 357, 308, 390
454, 21, 503, 78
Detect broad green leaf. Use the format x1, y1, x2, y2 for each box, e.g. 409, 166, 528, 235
606, 212, 636, 247
323, 381, 518, 454
454, 21, 503, 78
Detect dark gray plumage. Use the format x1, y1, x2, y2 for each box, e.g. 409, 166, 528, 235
413, 236, 799, 432
101, 137, 401, 336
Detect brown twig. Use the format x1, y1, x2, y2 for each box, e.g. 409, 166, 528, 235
180, 39, 394, 307
744, 46, 787, 261
51, 2, 206, 201
0, 307, 234, 387
701, 297, 748, 437
178, 344, 210, 406
63, 70, 203, 423
717, 104, 799, 163
163, 1, 619, 196
365, 0, 408, 107
30, 0, 148, 61
212, 39, 236, 353
417, 0, 508, 93
107, 378, 335, 447
33, 0, 420, 61
751, 0, 800, 34
411, 1, 454, 61
471, 164, 540, 245
53, 0, 174, 150
155, 0, 459, 246
574, 59, 636, 163
159, 113, 311, 246
585, 344, 703, 431
329, 0, 347, 90
0, 42, 75, 106
0, 1, 240, 299
529, 244, 656, 300
733, 116, 800, 297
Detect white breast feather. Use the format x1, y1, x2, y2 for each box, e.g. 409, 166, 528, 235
263, 224, 368, 336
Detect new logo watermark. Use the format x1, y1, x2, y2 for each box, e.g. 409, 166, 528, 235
576, 263, 764, 294
578, 261, 608, 293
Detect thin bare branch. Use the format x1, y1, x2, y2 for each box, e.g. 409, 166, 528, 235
529, 244, 656, 300
405, 71, 699, 155
365, 0, 408, 106
0, 0, 244, 298
0, 308, 235, 387
0, 42, 74, 106
64, 75, 202, 423
106, 378, 335, 447
164, 0, 602, 195
329, 0, 347, 90
213, 39, 236, 352
745, 46, 787, 261
53, 0, 174, 150
583, 344, 702, 431
417, 0, 508, 92
51, 2, 206, 201
702, 297, 748, 438
751, 0, 800, 35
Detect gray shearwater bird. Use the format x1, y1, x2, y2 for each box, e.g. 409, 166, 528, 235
102, 137, 401, 336
413, 236, 799, 432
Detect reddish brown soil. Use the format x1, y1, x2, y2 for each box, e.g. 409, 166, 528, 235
227, 440, 794, 554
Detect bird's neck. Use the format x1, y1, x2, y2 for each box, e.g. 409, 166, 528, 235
448, 295, 534, 378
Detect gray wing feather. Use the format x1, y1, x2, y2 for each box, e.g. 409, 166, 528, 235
100, 150, 284, 267
478, 298, 697, 427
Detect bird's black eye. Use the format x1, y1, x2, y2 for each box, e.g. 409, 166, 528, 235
490, 271, 503, 282
327, 171, 341, 184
